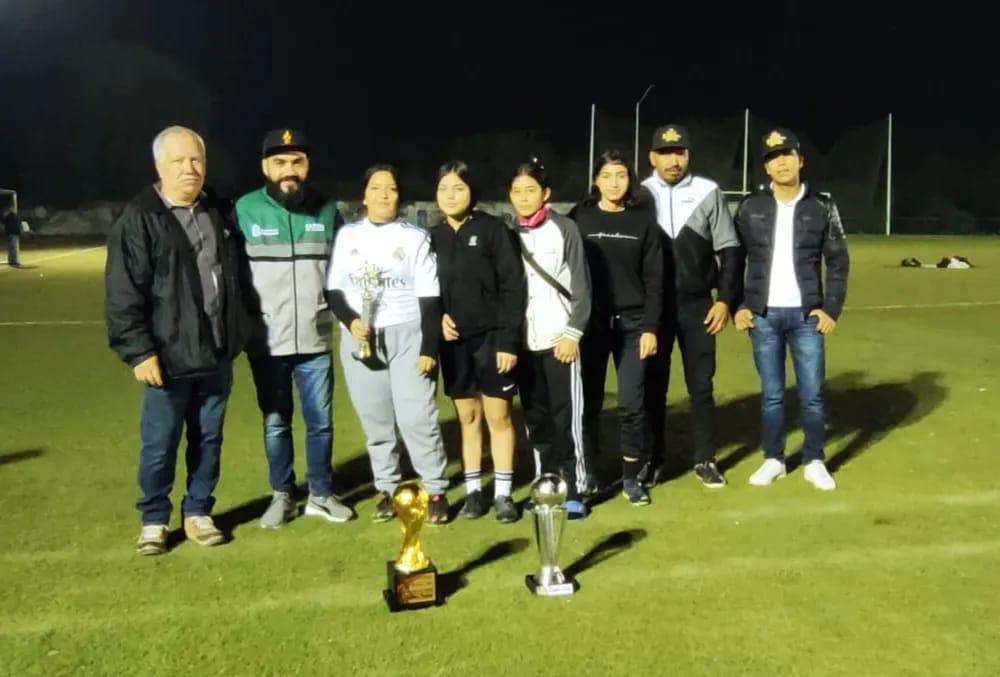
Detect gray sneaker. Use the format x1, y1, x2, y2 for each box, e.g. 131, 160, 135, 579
304, 494, 355, 523
260, 491, 297, 529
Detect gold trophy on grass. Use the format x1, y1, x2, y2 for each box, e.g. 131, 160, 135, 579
384, 481, 439, 611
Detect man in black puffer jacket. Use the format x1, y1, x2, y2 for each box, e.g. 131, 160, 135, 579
733, 127, 849, 492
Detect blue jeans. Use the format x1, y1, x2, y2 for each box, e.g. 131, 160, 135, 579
249, 352, 333, 497
137, 362, 233, 524
750, 307, 826, 462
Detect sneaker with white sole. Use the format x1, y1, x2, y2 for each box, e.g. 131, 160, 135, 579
304, 494, 355, 522
803, 460, 837, 491
136, 524, 168, 556
748, 458, 787, 486
183, 515, 224, 546
260, 491, 296, 529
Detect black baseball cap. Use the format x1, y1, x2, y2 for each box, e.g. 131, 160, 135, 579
262, 128, 310, 158
761, 128, 800, 159
650, 124, 690, 151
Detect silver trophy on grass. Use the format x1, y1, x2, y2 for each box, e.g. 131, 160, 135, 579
351, 262, 384, 363
526, 474, 578, 596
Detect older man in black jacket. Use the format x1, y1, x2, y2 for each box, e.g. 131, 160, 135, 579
733, 128, 849, 491
105, 125, 247, 554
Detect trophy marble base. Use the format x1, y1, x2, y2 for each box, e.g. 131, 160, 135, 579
525, 574, 579, 597
385, 561, 440, 611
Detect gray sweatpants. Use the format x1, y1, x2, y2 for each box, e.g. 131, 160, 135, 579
339, 320, 449, 495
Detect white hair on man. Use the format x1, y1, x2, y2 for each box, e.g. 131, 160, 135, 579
151, 126, 206, 163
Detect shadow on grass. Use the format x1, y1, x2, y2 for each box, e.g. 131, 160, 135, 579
587, 370, 947, 489
438, 538, 531, 602
564, 529, 647, 580
0, 448, 44, 466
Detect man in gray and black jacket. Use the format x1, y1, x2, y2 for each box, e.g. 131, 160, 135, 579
640, 124, 744, 488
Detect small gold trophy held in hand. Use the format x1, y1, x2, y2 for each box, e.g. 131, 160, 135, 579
352, 262, 383, 362
384, 481, 440, 611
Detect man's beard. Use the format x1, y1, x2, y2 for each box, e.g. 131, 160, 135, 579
266, 177, 306, 208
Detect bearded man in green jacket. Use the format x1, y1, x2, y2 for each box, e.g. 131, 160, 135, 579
236, 128, 354, 528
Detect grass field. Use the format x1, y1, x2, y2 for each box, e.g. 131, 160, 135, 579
1, 235, 998, 676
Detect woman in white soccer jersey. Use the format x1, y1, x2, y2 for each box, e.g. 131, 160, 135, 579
325, 164, 450, 524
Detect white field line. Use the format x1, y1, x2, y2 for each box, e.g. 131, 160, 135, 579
848, 300, 1000, 311
0, 320, 103, 326
3, 299, 1000, 327
0, 245, 104, 271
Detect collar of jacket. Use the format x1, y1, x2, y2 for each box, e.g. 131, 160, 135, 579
137, 184, 222, 213
759, 181, 813, 200
649, 172, 694, 190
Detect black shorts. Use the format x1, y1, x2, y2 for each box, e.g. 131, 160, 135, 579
440, 330, 517, 400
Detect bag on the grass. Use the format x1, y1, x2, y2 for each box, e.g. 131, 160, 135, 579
936, 255, 972, 269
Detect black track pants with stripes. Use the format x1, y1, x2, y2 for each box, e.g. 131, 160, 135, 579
517, 349, 586, 500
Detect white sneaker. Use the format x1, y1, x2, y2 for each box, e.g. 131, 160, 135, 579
803, 460, 836, 491
748, 458, 787, 486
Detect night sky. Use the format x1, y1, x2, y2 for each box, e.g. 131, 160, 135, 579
0, 0, 995, 213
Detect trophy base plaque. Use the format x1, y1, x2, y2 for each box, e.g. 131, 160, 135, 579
525, 574, 578, 597
385, 561, 440, 611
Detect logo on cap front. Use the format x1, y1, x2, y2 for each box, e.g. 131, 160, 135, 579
282, 129, 293, 145
765, 131, 787, 148
661, 128, 682, 143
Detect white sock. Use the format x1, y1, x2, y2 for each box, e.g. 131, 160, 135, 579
494, 471, 514, 497
464, 470, 482, 494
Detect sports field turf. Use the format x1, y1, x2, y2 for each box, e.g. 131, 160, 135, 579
1, 235, 998, 676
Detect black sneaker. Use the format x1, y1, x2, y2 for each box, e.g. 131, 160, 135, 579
459, 490, 488, 520
427, 494, 449, 525
694, 461, 726, 488
578, 473, 599, 497
638, 462, 665, 489
494, 495, 519, 523
622, 479, 652, 506
372, 491, 395, 522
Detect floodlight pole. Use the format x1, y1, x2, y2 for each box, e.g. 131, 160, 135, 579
886, 112, 893, 236
634, 84, 655, 174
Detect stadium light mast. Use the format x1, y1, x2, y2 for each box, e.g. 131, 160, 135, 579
886, 112, 893, 236
634, 84, 655, 174
742, 108, 750, 195
589, 104, 596, 191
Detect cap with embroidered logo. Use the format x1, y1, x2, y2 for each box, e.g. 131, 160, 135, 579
650, 124, 690, 151
262, 128, 310, 158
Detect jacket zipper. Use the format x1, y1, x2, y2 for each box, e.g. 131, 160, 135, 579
668, 185, 675, 238
289, 211, 299, 353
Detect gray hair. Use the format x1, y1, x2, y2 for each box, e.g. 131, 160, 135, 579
152, 126, 206, 163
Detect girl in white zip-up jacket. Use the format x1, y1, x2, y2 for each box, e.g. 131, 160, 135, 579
510, 158, 591, 518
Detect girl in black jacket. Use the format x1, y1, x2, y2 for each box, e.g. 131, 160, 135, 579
430, 161, 526, 523
571, 149, 663, 507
